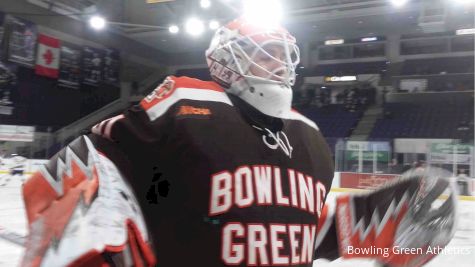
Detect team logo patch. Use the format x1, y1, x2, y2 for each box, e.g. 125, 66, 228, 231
144, 77, 176, 103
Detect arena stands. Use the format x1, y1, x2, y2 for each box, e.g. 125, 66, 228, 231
401, 57, 474, 76
311, 61, 387, 76
298, 104, 364, 138
370, 101, 474, 140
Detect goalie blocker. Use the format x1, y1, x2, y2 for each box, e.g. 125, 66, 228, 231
315, 167, 457, 267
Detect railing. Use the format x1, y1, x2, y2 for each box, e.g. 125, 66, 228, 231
54, 98, 126, 145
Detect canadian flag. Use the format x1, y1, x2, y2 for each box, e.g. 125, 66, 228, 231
35, 34, 60, 78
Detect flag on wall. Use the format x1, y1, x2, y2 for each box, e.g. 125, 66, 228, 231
35, 34, 60, 78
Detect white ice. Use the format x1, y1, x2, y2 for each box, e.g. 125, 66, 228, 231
0, 174, 27, 267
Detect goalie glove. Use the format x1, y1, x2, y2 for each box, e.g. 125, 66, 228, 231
316, 167, 457, 267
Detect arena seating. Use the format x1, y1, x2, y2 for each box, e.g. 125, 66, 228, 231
401, 57, 474, 75
297, 104, 364, 138
311, 61, 387, 76
370, 102, 474, 140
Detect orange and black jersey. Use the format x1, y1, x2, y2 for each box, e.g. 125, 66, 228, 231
24, 76, 335, 267
91, 76, 335, 266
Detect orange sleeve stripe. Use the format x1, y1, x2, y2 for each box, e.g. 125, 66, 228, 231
140, 76, 225, 111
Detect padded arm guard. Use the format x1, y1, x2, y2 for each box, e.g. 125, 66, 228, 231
21, 136, 156, 267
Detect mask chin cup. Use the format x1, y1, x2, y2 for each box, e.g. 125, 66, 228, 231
230, 77, 292, 118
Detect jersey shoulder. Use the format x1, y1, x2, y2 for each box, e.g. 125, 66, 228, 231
140, 76, 232, 121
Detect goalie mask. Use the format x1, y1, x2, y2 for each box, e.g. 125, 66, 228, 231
206, 18, 300, 118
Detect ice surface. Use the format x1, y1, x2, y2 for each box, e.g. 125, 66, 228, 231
0, 174, 27, 267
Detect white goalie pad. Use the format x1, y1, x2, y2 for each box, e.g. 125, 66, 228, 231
21, 136, 154, 267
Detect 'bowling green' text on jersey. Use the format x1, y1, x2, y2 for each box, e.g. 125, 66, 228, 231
93, 76, 334, 266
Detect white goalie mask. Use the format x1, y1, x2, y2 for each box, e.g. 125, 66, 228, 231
206, 18, 300, 118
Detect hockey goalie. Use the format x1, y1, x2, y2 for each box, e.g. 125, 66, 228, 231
21, 17, 457, 267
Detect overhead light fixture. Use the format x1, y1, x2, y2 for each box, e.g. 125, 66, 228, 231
243, 0, 283, 29
146, 0, 175, 3
200, 0, 211, 9
185, 18, 205, 36
325, 39, 344, 45
209, 20, 220, 30
361, 37, 378, 42
324, 76, 357, 82
456, 28, 475, 35
89, 15, 106, 30
169, 25, 179, 34
391, 0, 409, 7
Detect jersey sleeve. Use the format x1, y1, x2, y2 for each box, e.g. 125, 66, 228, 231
91, 76, 179, 157
91, 75, 227, 177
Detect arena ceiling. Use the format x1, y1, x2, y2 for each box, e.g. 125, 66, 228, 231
27, 0, 475, 54
101, 0, 474, 53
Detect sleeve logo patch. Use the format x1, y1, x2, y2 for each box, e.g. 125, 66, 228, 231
144, 77, 176, 103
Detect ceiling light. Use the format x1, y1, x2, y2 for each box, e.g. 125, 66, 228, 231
456, 28, 475, 35
243, 0, 283, 29
169, 25, 179, 34
89, 16, 106, 30
209, 20, 220, 30
391, 0, 409, 7
200, 0, 211, 9
325, 76, 357, 82
185, 18, 205, 36
325, 39, 344, 45
361, 37, 378, 42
